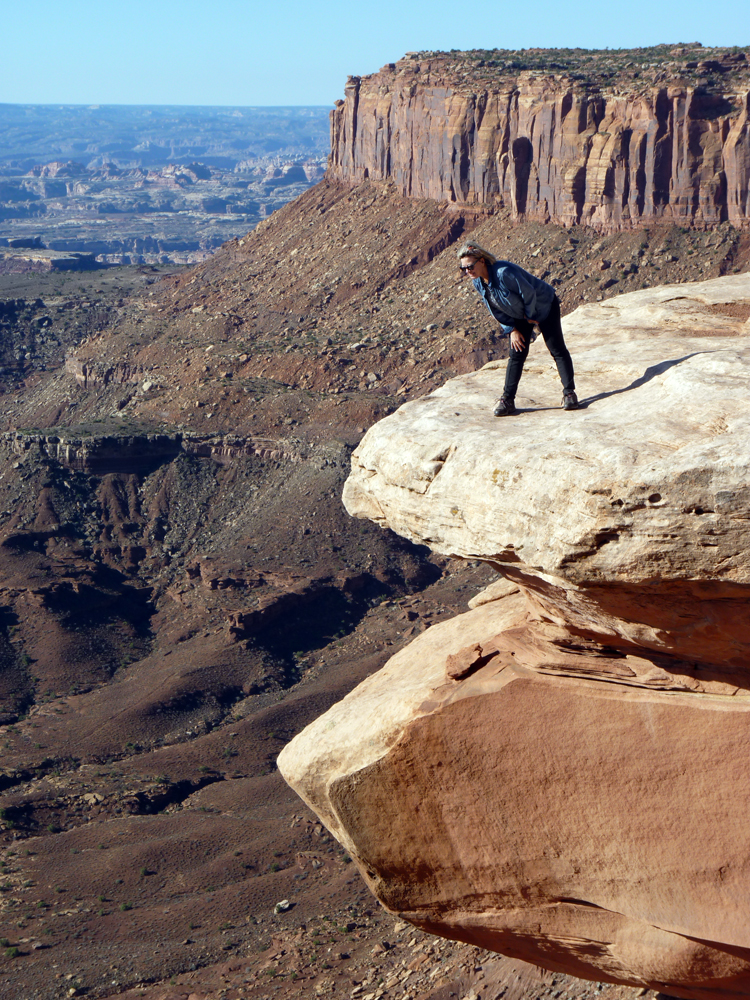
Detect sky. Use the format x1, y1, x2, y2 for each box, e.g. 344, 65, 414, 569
1, 0, 747, 108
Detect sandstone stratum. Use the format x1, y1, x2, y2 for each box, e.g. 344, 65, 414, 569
330, 44, 750, 230
279, 274, 750, 1000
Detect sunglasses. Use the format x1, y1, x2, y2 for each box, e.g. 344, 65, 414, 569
460, 261, 480, 273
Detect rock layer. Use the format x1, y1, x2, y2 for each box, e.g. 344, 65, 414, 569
279, 274, 750, 999
329, 54, 750, 229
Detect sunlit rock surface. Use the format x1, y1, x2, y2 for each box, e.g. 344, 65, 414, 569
279, 275, 750, 1000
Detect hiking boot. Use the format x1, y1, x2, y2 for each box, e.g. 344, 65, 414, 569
562, 391, 579, 411
493, 396, 517, 417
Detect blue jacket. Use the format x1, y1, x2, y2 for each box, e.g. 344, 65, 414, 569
473, 260, 556, 334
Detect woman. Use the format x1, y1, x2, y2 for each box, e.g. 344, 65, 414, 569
457, 241, 578, 415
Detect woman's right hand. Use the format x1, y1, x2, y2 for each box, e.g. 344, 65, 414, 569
510, 329, 526, 352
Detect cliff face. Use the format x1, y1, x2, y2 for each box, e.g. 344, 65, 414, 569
329, 48, 750, 230
279, 274, 750, 999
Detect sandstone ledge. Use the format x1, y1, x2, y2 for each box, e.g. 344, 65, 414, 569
280, 276, 750, 999
342, 274, 750, 666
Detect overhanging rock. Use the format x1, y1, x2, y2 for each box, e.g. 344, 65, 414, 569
279, 274, 750, 1000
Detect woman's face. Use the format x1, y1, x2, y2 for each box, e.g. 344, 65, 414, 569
459, 255, 489, 282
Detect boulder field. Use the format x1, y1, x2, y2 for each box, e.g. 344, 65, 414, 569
279, 274, 750, 1000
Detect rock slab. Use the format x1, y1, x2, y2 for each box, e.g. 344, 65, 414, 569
279, 275, 750, 1000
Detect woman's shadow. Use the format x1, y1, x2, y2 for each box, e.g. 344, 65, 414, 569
578, 352, 708, 409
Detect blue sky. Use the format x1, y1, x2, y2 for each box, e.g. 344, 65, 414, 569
1, 0, 747, 107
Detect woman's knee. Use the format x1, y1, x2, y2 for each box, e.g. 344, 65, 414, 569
547, 344, 572, 363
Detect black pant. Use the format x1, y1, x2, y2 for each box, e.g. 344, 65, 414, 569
503, 296, 575, 399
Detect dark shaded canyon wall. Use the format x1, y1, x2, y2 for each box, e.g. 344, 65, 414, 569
329, 63, 750, 230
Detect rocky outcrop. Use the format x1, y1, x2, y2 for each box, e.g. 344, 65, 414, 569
329, 50, 750, 229
6, 429, 300, 475
279, 274, 750, 999
0, 247, 99, 273
65, 355, 145, 387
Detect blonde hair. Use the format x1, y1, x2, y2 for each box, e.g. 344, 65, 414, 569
455, 241, 498, 265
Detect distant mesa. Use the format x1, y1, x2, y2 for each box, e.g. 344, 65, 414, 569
184, 161, 212, 180
26, 159, 87, 178
6, 235, 45, 249
161, 162, 213, 185
302, 160, 326, 183
0, 237, 99, 273
263, 163, 311, 187
200, 196, 229, 214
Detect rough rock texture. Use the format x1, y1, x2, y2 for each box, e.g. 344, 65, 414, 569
329, 51, 750, 229
279, 274, 750, 1000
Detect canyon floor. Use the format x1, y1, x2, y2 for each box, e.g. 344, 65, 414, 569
0, 177, 748, 1000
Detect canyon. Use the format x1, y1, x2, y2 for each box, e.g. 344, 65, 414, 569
0, 42, 749, 1000
0, 105, 329, 267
